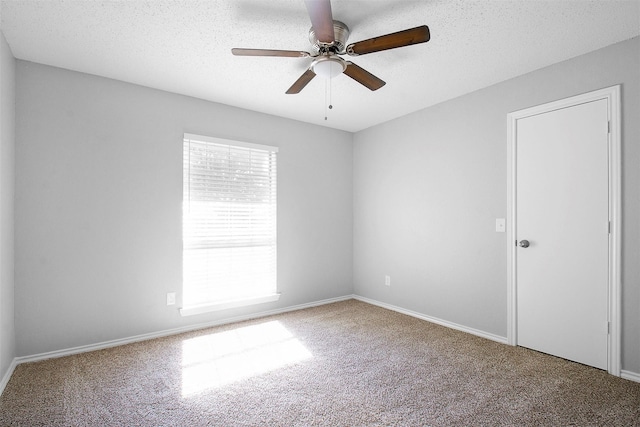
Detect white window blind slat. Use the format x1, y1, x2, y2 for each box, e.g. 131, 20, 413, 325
182, 135, 277, 309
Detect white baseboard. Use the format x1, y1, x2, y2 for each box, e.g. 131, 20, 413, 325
9, 293, 636, 388
621, 370, 640, 383
354, 296, 640, 381
16, 294, 353, 365
353, 295, 508, 345
0, 358, 18, 396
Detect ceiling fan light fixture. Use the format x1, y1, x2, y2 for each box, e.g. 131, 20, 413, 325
311, 56, 346, 79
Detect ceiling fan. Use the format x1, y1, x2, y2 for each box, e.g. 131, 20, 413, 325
231, 0, 430, 94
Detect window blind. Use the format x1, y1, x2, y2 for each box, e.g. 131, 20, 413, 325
182, 134, 277, 309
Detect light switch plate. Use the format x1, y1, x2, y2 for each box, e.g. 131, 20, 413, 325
495, 218, 506, 233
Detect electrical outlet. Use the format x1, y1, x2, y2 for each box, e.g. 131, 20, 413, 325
166, 292, 176, 306
385, 275, 391, 287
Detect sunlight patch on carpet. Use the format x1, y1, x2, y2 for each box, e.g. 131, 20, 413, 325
181, 320, 313, 396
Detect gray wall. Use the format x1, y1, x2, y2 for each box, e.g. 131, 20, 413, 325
0, 30, 16, 378
353, 37, 640, 373
11, 36, 640, 376
15, 62, 353, 357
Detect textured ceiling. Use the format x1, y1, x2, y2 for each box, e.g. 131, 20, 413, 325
1, 0, 639, 132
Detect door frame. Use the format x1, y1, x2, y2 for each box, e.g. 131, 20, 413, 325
506, 85, 621, 376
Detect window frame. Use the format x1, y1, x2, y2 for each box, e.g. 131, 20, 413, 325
180, 133, 279, 316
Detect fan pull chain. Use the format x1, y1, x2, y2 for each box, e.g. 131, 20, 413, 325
329, 77, 333, 110
324, 78, 333, 121
324, 79, 328, 120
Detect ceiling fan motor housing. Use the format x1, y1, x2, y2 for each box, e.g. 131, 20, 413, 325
309, 20, 350, 53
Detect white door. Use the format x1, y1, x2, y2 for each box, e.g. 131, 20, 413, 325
515, 98, 609, 370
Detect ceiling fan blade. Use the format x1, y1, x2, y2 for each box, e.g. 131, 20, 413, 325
343, 62, 386, 91
232, 48, 311, 58
346, 25, 430, 56
304, 0, 335, 43
286, 69, 317, 94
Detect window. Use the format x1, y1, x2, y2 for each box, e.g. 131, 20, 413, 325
181, 133, 278, 315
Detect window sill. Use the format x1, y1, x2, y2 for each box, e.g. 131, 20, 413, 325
179, 293, 281, 317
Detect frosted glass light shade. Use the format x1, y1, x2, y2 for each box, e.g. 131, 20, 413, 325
312, 58, 345, 79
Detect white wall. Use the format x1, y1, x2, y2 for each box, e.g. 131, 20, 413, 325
353, 37, 640, 373
15, 62, 353, 357
0, 29, 16, 378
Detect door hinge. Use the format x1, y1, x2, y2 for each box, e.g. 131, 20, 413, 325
608, 221, 611, 234
607, 321, 610, 335
607, 121, 611, 134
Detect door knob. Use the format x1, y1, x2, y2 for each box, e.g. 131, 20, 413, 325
519, 240, 530, 248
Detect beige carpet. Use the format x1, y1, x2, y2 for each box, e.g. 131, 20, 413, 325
1, 300, 639, 426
